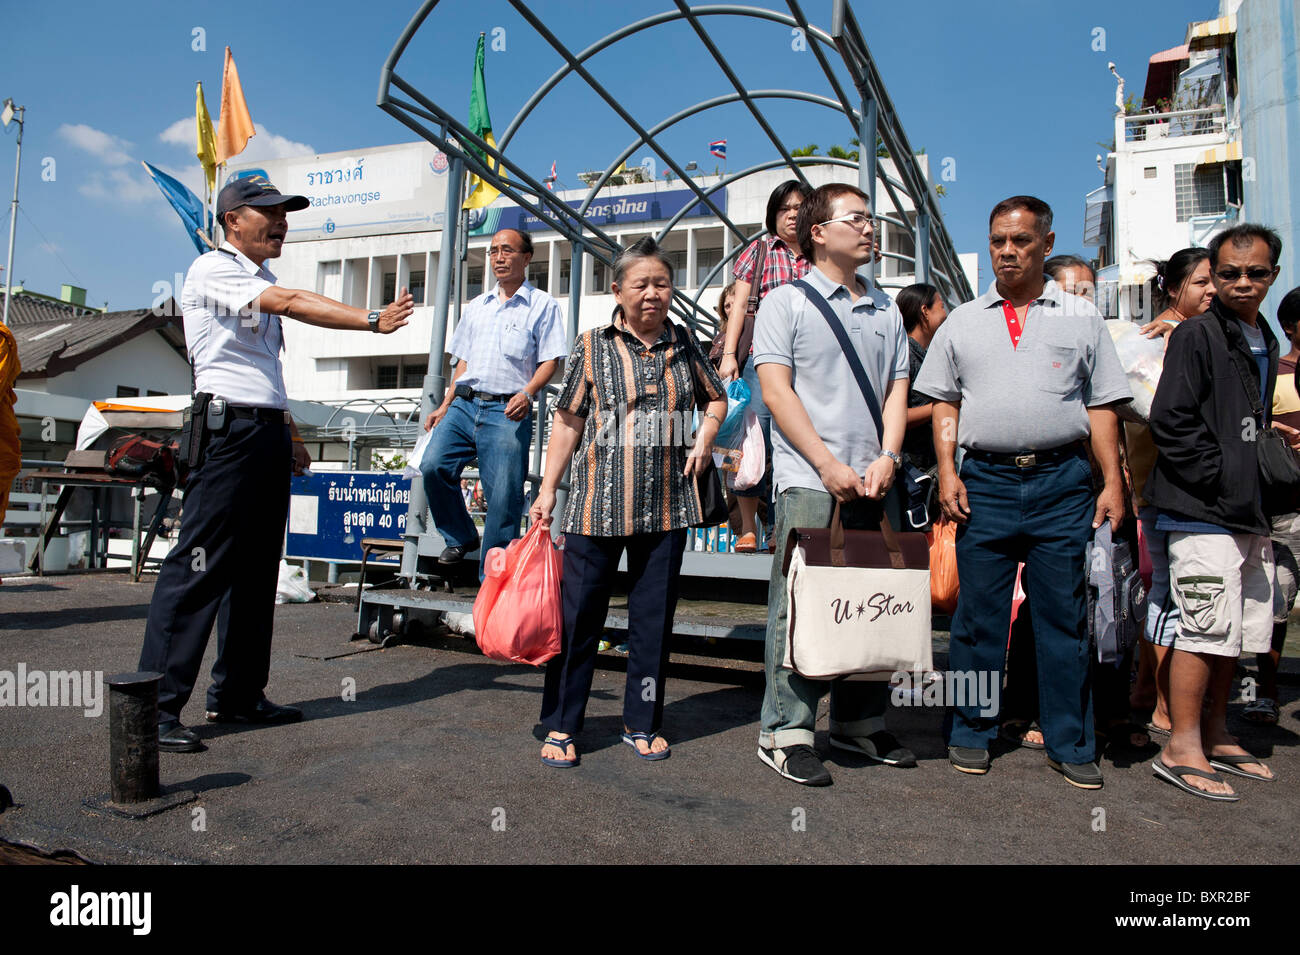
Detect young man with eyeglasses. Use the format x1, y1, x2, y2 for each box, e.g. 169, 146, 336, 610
1145, 223, 1285, 801
419, 228, 567, 580
751, 182, 913, 786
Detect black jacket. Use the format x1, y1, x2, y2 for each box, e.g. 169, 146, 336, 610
1144, 297, 1278, 536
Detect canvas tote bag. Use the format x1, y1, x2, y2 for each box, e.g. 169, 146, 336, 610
783, 502, 933, 680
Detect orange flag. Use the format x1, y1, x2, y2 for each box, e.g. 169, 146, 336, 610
215, 46, 256, 163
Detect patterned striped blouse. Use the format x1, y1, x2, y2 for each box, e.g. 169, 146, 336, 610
555, 319, 727, 537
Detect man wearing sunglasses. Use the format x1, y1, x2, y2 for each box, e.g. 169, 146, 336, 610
1145, 224, 1284, 801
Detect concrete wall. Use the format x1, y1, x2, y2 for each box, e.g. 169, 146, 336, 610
42, 331, 191, 401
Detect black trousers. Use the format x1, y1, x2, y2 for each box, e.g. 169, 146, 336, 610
541, 529, 687, 736
139, 415, 291, 723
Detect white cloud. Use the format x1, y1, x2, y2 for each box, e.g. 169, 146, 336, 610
79, 167, 157, 203
159, 118, 191, 148
159, 117, 315, 163
57, 123, 134, 166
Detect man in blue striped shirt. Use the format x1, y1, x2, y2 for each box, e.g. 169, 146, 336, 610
420, 228, 567, 579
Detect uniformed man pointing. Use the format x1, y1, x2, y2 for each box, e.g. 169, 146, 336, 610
139, 175, 414, 752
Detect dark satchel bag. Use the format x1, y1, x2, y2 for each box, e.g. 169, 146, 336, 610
1212, 317, 1300, 516
670, 322, 730, 528
107, 434, 179, 488
709, 238, 768, 371
1088, 522, 1147, 665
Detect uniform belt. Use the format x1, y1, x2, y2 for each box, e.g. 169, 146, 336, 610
966, 441, 1085, 468
228, 405, 291, 424
454, 385, 515, 403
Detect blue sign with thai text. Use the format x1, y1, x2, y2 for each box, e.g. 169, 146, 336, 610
285, 471, 412, 563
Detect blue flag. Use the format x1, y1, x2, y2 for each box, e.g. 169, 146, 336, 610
141, 161, 208, 254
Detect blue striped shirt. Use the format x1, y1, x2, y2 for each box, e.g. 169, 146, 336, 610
447, 282, 568, 394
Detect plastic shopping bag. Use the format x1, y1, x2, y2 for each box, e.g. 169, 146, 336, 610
1105, 320, 1165, 424
275, 560, 317, 604
712, 378, 752, 450
472, 521, 563, 666
403, 428, 433, 480
926, 518, 959, 615
727, 409, 765, 490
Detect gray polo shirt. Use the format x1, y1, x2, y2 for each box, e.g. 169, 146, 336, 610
913, 278, 1131, 453
751, 265, 909, 494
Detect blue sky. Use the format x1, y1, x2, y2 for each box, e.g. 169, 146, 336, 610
0, 0, 1217, 310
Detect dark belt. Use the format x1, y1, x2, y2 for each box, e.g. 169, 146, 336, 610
454, 384, 515, 403
228, 405, 291, 424
966, 441, 1085, 468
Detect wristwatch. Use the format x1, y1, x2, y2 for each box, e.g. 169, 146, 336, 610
366, 310, 381, 333
882, 449, 903, 470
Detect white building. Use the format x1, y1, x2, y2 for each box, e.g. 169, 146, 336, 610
1083, 0, 1257, 322
230, 146, 978, 412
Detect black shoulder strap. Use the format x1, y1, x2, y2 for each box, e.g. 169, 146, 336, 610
791, 279, 884, 442
1206, 314, 1265, 421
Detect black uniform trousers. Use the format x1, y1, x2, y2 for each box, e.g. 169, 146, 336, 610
139, 414, 291, 723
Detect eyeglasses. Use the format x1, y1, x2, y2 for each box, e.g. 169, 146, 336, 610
1215, 267, 1276, 283
817, 211, 873, 231
488, 246, 523, 257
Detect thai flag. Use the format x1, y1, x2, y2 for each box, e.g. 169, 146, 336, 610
544, 160, 556, 190
709, 140, 726, 159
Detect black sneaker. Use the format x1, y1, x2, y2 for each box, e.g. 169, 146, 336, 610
948, 745, 991, 774
1049, 758, 1103, 790
758, 744, 832, 786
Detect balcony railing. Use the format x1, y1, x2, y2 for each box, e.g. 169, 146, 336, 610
1123, 105, 1225, 143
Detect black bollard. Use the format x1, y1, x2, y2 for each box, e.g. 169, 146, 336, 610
107, 671, 161, 804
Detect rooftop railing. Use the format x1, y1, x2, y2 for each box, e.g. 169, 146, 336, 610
1123, 104, 1226, 143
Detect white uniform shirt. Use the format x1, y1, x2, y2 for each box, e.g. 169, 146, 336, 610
182, 241, 289, 409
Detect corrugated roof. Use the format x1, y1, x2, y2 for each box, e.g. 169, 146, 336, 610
2, 293, 185, 378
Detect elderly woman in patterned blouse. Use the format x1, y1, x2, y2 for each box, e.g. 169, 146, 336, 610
529, 237, 728, 767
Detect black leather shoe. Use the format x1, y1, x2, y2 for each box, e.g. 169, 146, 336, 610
205, 697, 303, 725
158, 720, 202, 753
438, 543, 474, 565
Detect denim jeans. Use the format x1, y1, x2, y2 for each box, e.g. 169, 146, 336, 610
759, 486, 890, 749
420, 395, 531, 581
733, 358, 774, 541
946, 452, 1095, 763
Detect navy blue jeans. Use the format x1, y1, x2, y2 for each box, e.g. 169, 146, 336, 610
420, 395, 531, 580
946, 451, 1096, 763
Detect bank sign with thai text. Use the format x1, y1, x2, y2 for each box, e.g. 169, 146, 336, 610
227, 141, 449, 242
469, 188, 727, 236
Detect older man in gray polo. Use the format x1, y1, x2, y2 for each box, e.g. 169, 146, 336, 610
915, 195, 1130, 789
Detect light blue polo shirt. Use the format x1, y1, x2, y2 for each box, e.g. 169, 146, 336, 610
751, 265, 909, 494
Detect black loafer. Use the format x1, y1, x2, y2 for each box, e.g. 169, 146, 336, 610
205, 697, 303, 725
438, 543, 473, 565
949, 745, 991, 774
1049, 758, 1103, 789
158, 720, 202, 753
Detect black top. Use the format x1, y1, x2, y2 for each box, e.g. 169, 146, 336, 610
903, 336, 937, 471
1145, 297, 1279, 535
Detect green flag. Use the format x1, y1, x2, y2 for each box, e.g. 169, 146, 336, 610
464, 33, 503, 210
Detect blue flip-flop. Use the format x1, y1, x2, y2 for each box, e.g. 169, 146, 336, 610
622, 731, 671, 761
541, 734, 578, 768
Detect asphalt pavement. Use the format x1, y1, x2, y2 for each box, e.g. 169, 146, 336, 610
1, 572, 1296, 864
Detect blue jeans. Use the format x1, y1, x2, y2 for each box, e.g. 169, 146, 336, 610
733, 359, 774, 540
946, 452, 1096, 763
759, 487, 890, 749
420, 395, 531, 580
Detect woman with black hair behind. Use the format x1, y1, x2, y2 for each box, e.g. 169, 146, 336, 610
717, 180, 813, 552
530, 238, 728, 768
893, 283, 948, 528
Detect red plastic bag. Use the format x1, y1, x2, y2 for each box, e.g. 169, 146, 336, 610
472, 522, 563, 666
927, 517, 959, 615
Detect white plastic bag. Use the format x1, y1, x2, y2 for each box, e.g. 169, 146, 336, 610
728, 409, 765, 491
276, 560, 317, 604
403, 428, 433, 480
1106, 320, 1165, 423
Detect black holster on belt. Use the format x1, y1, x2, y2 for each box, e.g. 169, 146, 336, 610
178, 392, 213, 470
